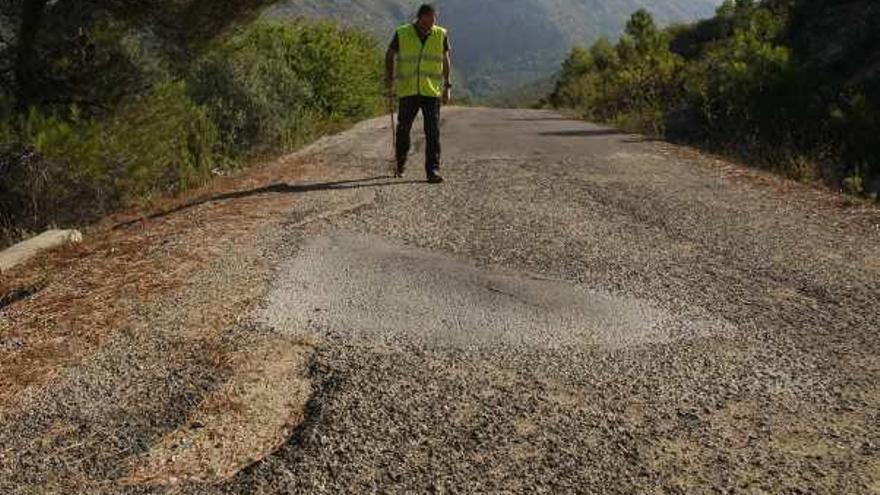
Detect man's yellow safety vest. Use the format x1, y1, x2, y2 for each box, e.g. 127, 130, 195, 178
396, 24, 446, 98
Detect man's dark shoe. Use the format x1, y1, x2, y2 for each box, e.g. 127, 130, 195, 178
427, 172, 444, 184
395, 160, 406, 178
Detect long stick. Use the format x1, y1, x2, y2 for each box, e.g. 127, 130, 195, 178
389, 96, 398, 176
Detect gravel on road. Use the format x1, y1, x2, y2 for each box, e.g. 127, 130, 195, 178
220, 108, 879, 494
2, 108, 878, 494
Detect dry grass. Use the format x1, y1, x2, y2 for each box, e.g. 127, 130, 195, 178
660, 141, 880, 228
0, 140, 367, 492
0, 152, 324, 407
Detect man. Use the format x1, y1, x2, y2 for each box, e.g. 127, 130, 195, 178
385, 3, 452, 184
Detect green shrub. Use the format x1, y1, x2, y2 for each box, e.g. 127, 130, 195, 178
550, 1, 880, 196
551, 10, 682, 134
98, 81, 219, 201
0, 81, 218, 236
1, 17, 384, 246
189, 21, 382, 156
1, 108, 103, 230
689, 9, 790, 133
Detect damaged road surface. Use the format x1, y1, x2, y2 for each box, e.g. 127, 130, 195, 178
1, 108, 879, 493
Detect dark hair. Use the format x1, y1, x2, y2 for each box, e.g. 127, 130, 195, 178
417, 4, 437, 18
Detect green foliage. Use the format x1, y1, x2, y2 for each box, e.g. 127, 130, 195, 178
552, 10, 682, 134
189, 21, 382, 155
0, 14, 383, 245
0, 82, 218, 231
690, 8, 790, 129
550, 1, 880, 195
99, 81, 219, 199
0, 0, 279, 110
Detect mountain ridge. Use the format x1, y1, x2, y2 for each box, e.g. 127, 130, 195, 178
268, 0, 722, 98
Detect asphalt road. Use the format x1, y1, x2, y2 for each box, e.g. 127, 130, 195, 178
225, 107, 880, 493
3, 107, 878, 494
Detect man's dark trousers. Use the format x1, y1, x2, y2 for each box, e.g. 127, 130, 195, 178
396, 95, 441, 177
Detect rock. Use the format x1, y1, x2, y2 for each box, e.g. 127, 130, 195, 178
0, 229, 83, 273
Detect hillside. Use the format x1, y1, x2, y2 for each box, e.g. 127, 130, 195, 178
0, 2, 383, 246
549, 0, 880, 195
269, 0, 721, 98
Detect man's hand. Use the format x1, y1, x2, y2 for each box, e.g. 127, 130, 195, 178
442, 86, 452, 105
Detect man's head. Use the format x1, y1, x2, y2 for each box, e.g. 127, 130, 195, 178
416, 3, 437, 30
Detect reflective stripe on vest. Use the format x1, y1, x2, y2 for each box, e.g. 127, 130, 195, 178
396, 24, 446, 98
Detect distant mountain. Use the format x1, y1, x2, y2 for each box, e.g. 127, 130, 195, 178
268, 0, 721, 98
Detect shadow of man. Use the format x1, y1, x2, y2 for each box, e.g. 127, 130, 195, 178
113, 176, 427, 230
